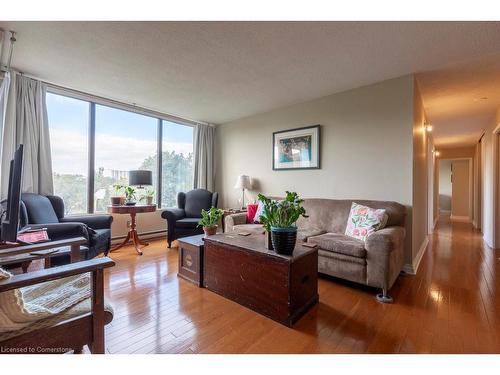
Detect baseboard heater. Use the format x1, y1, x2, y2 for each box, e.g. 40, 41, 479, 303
111, 229, 166, 244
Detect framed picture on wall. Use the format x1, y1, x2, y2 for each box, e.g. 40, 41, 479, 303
272, 125, 321, 170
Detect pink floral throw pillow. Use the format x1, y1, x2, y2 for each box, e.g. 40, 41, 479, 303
345, 202, 387, 241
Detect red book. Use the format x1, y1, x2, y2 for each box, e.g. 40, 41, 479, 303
17, 229, 49, 244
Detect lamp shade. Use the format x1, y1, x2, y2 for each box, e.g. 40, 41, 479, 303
129, 170, 152, 186
234, 175, 251, 190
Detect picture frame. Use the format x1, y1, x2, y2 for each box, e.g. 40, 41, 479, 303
272, 125, 321, 170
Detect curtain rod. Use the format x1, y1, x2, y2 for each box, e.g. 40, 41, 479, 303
0, 66, 213, 127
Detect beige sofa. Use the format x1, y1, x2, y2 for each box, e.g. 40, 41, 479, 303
224, 198, 406, 303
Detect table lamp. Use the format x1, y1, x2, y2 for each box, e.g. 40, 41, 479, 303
234, 175, 251, 209
129, 170, 152, 188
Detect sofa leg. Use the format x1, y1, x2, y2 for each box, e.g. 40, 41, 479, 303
376, 288, 393, 303
167, 241, 172, 249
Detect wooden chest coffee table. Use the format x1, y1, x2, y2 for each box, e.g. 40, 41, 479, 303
203, 232, 318, 327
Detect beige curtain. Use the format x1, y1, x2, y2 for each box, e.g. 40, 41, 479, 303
0, 72, 53, 198
193, 123, 215, 191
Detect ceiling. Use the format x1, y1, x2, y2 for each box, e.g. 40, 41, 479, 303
417, 53, 500, 148
1, 22, 500, 144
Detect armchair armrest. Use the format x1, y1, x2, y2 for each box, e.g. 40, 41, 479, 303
365, 226, 406, 291
0, 257, 115, 293
365, 226, 405, 254
60, 214, 113, 230
28, 222, 91, 241
161, 208, 186, 222
224, 212, 248, 232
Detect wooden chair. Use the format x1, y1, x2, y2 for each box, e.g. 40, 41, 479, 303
0, 256, 115, 354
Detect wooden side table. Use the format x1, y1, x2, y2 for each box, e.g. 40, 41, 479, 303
107, 204, 156, 255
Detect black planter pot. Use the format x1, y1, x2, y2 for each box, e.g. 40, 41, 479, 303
270, 227, 297, 255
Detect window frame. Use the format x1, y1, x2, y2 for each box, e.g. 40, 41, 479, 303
47, 85, 195, 213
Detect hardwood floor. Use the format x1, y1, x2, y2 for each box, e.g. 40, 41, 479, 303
103, 217, 500, 353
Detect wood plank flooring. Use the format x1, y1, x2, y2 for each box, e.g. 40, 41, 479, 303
102, 217, 500, 353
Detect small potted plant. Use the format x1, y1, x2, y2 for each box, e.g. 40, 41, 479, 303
198, 207, 224, 236
124, 185, 137, 205
111, 184, 125, 206
142, 188, 154, 205
257, 191, 307, 255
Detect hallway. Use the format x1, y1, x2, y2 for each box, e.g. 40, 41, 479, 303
103, 216, 500, 353
395, 217, 500, 352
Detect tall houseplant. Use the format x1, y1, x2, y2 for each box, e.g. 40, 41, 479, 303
198, 207, 224, 236
257, 191, 307, 255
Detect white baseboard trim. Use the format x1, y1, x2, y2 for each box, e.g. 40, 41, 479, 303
450, 215, 472, 223
402, 236, 429, 275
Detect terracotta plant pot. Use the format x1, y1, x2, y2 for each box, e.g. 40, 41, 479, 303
145, 196, 153, 205
111, 196, 122, 206
203, 225, 218, 236
119, 197, 125, 205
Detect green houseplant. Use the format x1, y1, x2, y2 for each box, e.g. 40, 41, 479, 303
257, 191, 308, 255
141, 188, 154, 205
198, 207, 224, 236
111, 184, 125, 206
124, 186, 137, 205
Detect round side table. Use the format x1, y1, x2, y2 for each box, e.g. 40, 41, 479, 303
107, 204, 157, 255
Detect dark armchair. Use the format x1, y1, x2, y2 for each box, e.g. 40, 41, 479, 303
20, 193, 113, 264
161, 189, 218, 248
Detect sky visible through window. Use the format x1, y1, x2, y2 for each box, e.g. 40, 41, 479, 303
47, 93, 194, 175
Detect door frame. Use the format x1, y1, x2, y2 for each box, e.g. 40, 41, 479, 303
438, 157, 473, 223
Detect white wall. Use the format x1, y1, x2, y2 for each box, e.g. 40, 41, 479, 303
451, 160, 471, 219
439, 159, 452, 211
411, 80, 430, 267
216, 75, 415, 261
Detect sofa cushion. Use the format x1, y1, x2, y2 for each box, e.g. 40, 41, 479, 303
307, 233, 366, 258
246, 204, 258, 223
318, 250, 367, 284
297, 228, 326, 242
184, 189, 213, 218
233, 224, 264, 233
253, 201, 265, 223
345, 202, 387, 241
21, 193, 59, 224
296, 199, 405, 234
176, 218, 201, 229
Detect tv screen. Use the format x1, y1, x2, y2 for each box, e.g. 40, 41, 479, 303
1, 144, 24, 243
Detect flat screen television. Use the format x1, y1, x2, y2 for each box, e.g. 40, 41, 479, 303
1, 144, 24, 243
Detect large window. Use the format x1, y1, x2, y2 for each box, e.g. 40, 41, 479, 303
47, 93, 89, 214
94, 105, 158, 212
46, 91, 194, 214
161, 120, 194, 207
